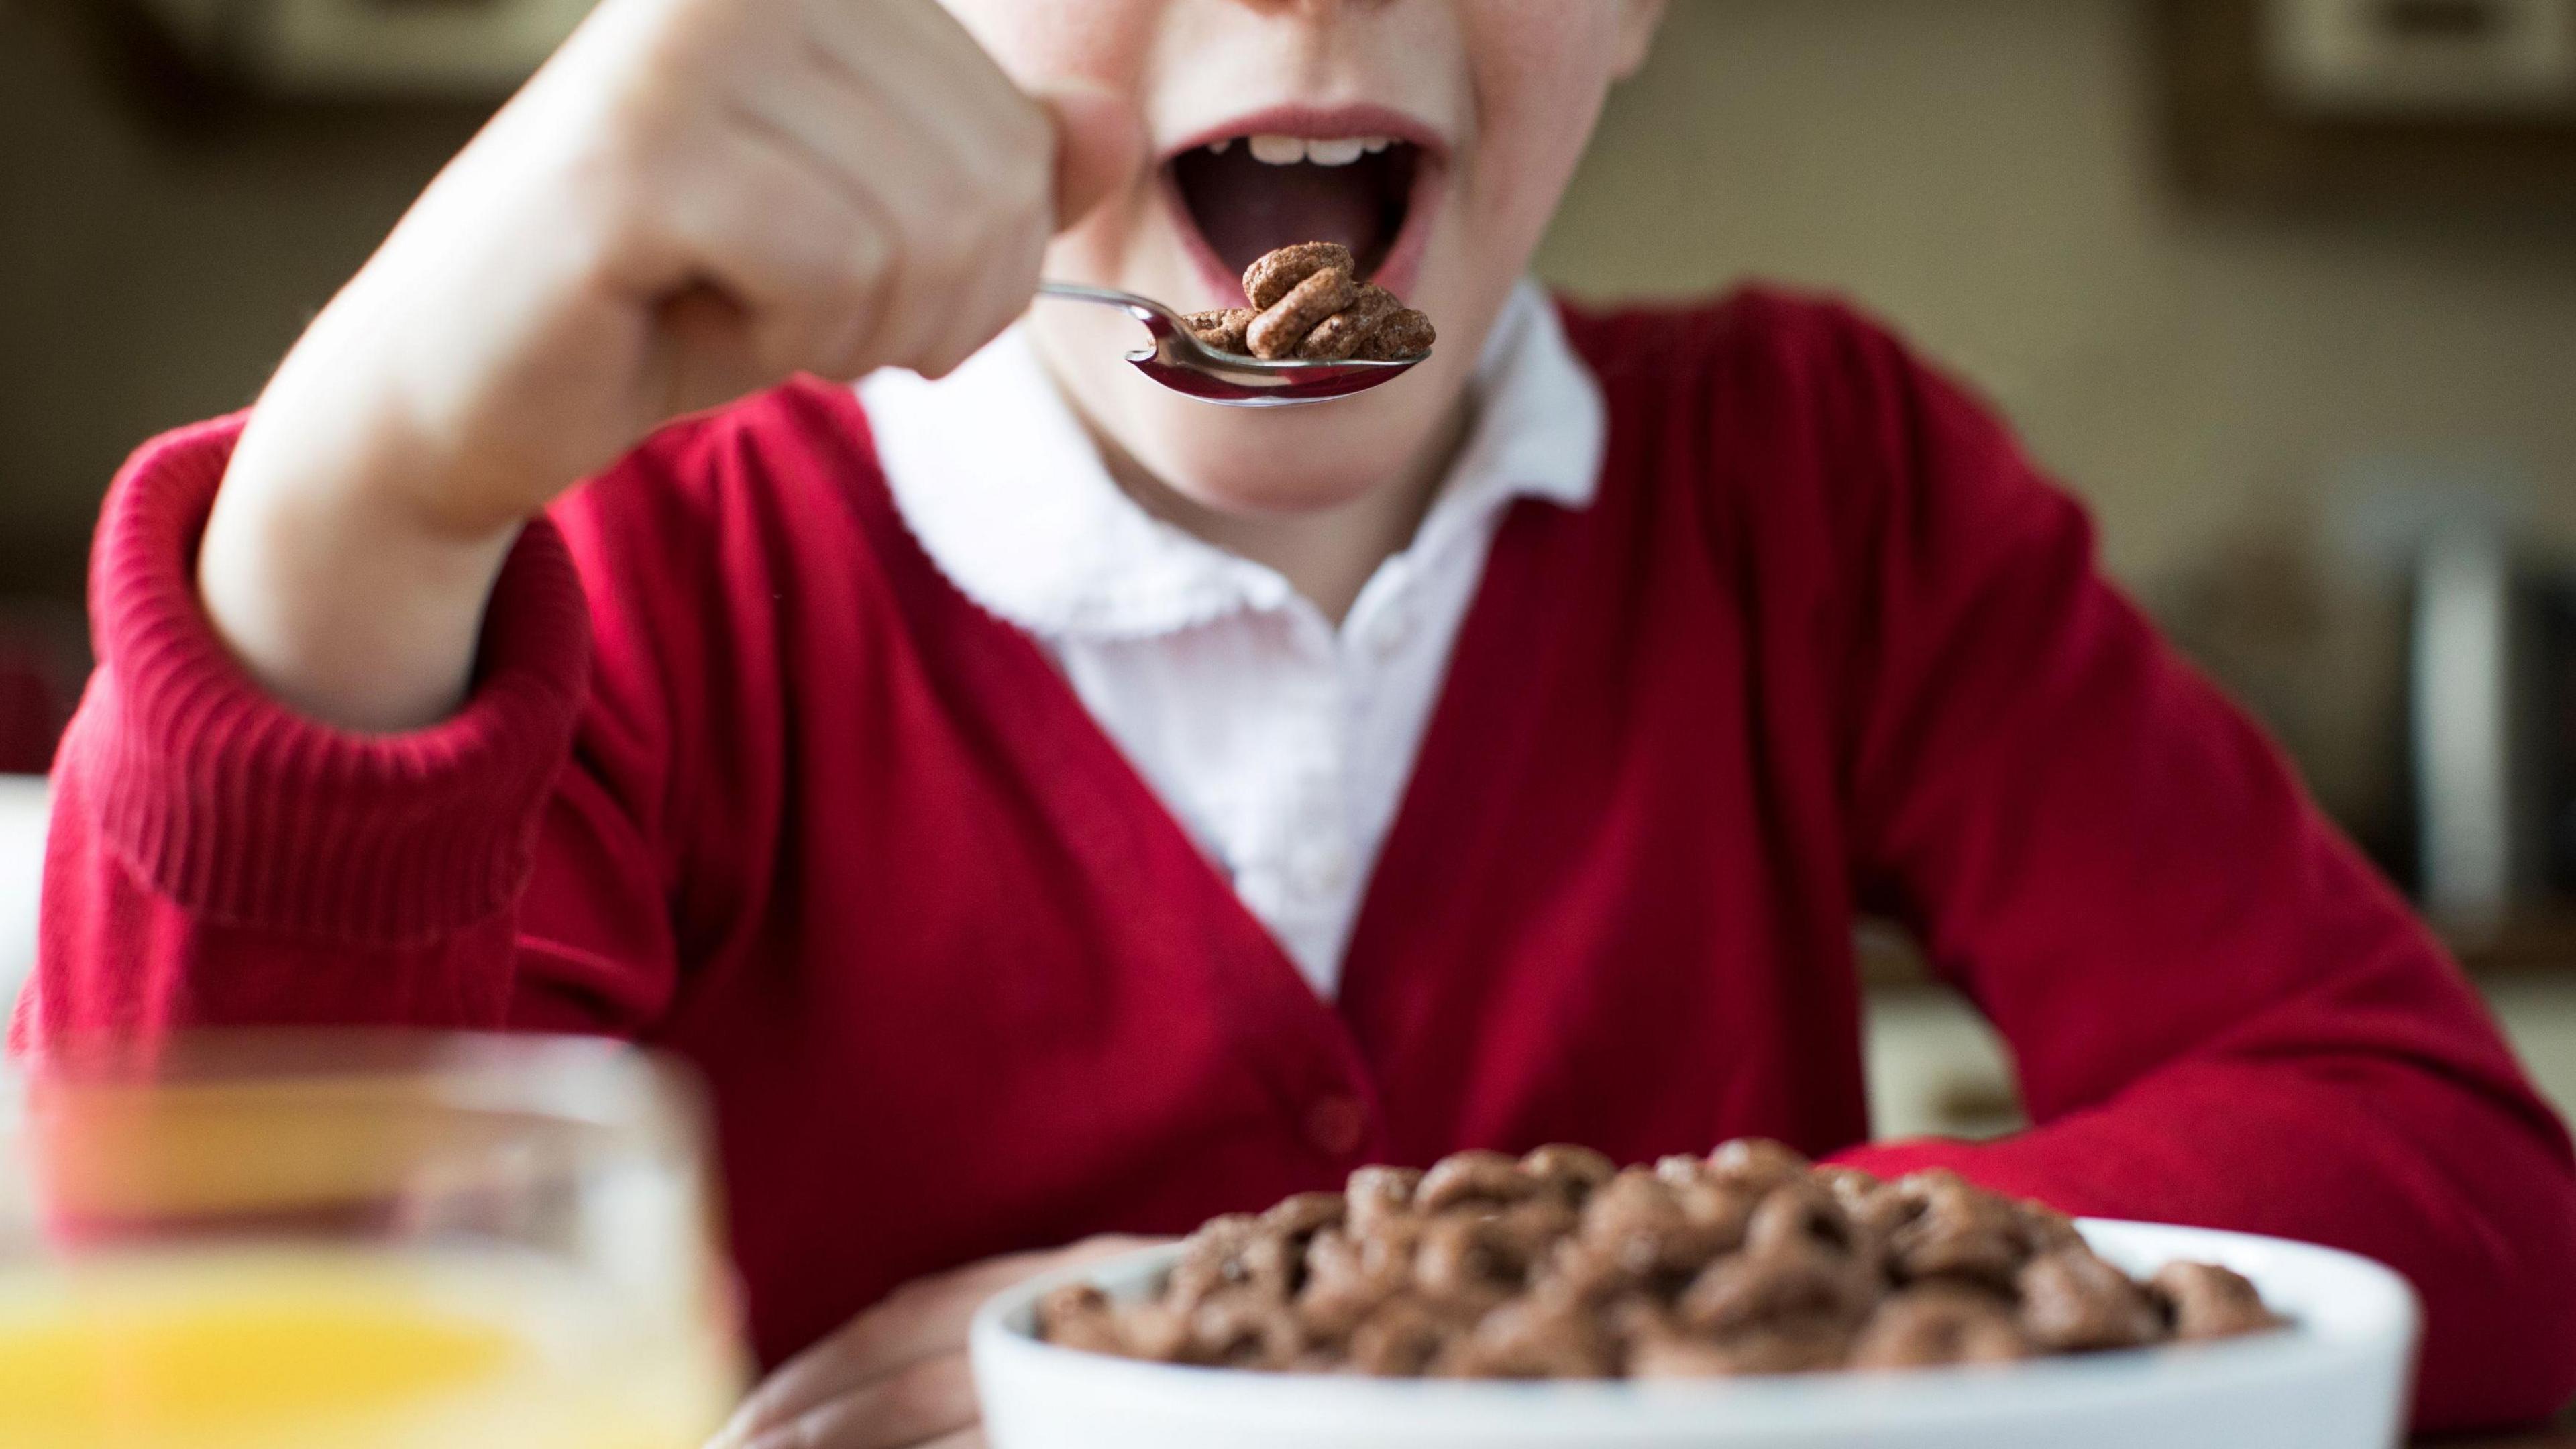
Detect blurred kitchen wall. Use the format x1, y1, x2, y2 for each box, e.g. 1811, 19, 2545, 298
3, 0, 2574, 841
1538, 0, 2576, 847
0, 0, 479, 598
1548, 0, 2576, 579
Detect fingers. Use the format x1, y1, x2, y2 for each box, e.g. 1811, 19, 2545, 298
720, 1236, 1159, 1448
765, 1237, 1147, 1403
647, 286, 771, 423
596, 0, 1073, 394
735, 1267, 997, 1428
778, 3, 1143, 373
792, 0, 1057, 377
737, 1352, 976, 1449
642, 116, 896, 386
1033, 78, 1148, 229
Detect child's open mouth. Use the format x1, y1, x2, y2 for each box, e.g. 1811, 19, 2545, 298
1163, 110, 1444, 305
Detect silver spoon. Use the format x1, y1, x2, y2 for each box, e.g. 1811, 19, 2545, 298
1038, 281, 1426, 408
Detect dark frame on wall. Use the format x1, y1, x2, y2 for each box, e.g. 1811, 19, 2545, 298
93, 0, 569, 123
2156, 0, 2576, 209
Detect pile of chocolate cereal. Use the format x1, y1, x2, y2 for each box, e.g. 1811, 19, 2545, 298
1184, 241, 1436, 363
1038, 1140, 2282, 1379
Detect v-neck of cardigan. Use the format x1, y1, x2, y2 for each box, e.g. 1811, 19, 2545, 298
805, 376, 1609, 1152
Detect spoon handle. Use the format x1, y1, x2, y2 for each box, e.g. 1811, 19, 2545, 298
1036, 281, 1185, 340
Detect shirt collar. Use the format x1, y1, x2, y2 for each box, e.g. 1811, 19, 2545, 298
859, 279, 1606, 641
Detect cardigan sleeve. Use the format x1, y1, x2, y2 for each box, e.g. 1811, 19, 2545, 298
1808, 311, 2576, 1430
16, 415, 682, 1046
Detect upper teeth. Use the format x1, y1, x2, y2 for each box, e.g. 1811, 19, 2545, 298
1233, 134, 1397, 167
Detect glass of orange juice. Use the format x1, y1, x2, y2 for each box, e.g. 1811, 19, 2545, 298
0, 1032, 746, 1448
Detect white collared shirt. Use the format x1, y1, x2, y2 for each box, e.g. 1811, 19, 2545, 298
860, 282, 1607, 997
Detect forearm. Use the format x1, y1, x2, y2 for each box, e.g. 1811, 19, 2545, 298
199, 458, 518, 733
199, 286, 533, 733
1812, 304, 2576, 1428
1839, 1051, 2576, 1430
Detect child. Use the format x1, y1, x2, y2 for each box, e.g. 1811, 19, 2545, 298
25, 0, 2576, 1442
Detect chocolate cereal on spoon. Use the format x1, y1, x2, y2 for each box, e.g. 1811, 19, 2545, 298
1184, 241, 1438, 364
1036, 248, 1432, 408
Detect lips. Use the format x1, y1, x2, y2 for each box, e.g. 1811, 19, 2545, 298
1160, 107, 1448, 307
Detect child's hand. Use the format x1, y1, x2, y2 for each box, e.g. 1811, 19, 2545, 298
710, 1236, 1159, 1449
199, 0, 1139, 730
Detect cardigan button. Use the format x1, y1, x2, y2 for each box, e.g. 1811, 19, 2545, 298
1304, 1095, 1370, 1157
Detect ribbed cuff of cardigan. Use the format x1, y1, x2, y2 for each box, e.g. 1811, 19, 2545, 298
74, 413, 594, 947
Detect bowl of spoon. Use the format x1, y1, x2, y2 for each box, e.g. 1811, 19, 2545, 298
1037, 239, 1432, 408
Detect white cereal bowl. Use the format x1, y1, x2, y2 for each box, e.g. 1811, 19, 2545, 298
971, 1220, 2419, 1449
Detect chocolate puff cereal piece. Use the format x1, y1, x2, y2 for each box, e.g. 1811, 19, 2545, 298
1415, 1211, 1562, 1312
1346, 1297, 1454, 1377
2016, 1199, 2088, 1256
1706, 1138, 1813, 1194
2151, 1261, 2282, 1341
1261, 1191, 1348, 1242
2018, 1247, 2165, 1352
1247, 266, 1357, 360
1434, 1298, 1618, 1379
1886, 1170, 2035, 1291
1814, 1165, 1921, 1243
1629, 1316, 1851, 1378
1298, 1225, 1419, 1335
1038, 1283, 1191, 1362
1577, 1168, 1747, 1283
1346, 1164, 1425, 1234
1850, 1285, 2031, 1369
1035, 1283, 1128, 1357
1741, 1179, 1868, 1262
1183, 307, 1257, 356
1521, 1144, 1618, 1201
1354, 307, 1437, 361
1295, 284, 1404, 361
1169, 1214, 1287, 1307
1122, 1302, 1193, 1363
1189, 1291, 1309, 1369
1713, 1322, 1857, 1375
1416, 1149, 1544, 1213
1676, 1235, 1875, 1336
1243, 241, 1356, 310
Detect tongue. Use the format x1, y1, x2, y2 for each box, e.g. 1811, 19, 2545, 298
1179, 149, 1391, 283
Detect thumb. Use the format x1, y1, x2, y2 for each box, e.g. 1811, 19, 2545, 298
1033, 77, 1146, 230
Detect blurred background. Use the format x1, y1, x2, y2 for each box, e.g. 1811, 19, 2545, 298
2, 0, 2573, 1135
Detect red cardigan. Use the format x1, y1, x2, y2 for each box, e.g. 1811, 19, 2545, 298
25, 292, 2576, 1428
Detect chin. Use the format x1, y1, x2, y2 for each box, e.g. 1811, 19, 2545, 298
1130, 423, 1415, 517
1152, 460, 1384, 517
1083, 331, 1482, 517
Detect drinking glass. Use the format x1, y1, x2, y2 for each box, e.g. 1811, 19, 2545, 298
0, 1031, 745, 1448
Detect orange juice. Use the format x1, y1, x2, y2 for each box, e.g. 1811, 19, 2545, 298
0, 1246, 738, 1449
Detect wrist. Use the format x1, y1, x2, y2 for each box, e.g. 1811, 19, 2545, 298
255, 274, 559, 547
202, 408, 525, 733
